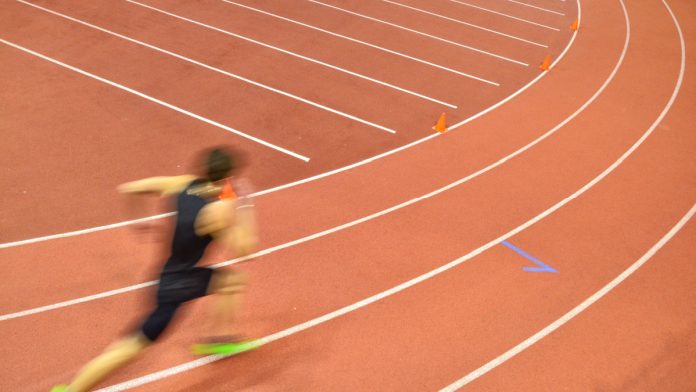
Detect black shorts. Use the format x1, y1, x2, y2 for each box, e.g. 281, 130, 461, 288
157, 267, 214, 304
140, 267, 214, 342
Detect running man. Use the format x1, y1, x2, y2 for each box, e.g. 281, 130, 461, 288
52, 147, 259, 392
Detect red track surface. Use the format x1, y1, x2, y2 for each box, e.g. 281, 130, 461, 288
1, 0, 694, 391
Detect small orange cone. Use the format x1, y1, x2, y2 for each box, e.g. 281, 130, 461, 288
570, 18, 579, 31
432, 113, 447, 133
219, 179, 236, 200
539, 55, 552, 71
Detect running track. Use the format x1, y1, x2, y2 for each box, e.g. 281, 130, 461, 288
1, 0, 695, 391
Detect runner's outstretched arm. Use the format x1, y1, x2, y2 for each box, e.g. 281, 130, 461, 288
117, 175, 196, 196
117, 175, 195, 229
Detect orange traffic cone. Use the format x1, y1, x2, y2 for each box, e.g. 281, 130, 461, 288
539, 55, 552, 71
570, 18, 579, 31
432, 113, 447, 133
219, 179, 236, 200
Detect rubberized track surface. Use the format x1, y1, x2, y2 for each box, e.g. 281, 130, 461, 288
1, 0, 695, 390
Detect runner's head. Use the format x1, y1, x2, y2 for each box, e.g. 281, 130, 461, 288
200, 146, 239, 182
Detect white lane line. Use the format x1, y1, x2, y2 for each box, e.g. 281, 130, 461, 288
0, 213, 176, 251
0, 282, 159, 323
313, 0, 540, 57
0, 38, 310, 162
447, 0, 560, 31
445, 204, 696, 391
98, 200, 696, 392
17, 0, 397, 134
0, 135, 435, 251
449, 0, 579, 130
443, 210, 695, 389
0, 0, 582, 250
223, 0, 505, 81
126, 0, 457, 109
0, 0, 617, 325
377, 0, 548, 47
507, 0, 566, 16
97, 8, 685, 383
440, 2, 686, 387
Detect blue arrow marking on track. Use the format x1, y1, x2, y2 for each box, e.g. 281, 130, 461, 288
501, 241, 558, 273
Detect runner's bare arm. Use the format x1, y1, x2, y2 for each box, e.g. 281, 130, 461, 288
117, 175, 197, 197
117, 175, 196, 226
196, 201, 259, 258
232, 199, 259, 256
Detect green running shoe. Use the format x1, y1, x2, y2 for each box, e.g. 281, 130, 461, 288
192, 339, 262, 356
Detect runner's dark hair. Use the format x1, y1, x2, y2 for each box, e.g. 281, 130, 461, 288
204, 147, 235, 182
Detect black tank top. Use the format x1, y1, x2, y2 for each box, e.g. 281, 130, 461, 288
161, 178, 215, 274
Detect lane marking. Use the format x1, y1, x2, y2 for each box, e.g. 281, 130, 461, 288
0, 0, 581, 250
0, 282, 159, 324
507, 0, 566, 16
96, 13, 686, 382
448, 0, 580, 129
125, 0, 457, 109
0, 38, 310, 162
19, 8, 683, 390
0, 213, 176, 250
441, 1, 686, 387
17, 0, 397, 134
0, 0, 626, 326
501, 241, 558, 273
96, 202, 696, 391
446, 0, 560, 31
377, 0, 547, 47
446, 203, 695, 390
223, 0, 504, 81
311, 0, 531, 67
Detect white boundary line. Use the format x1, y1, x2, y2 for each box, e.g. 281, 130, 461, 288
446, 204, 695, 388
97, 2, 687, 383
99, 202, 696, 392
125, 0, 457, 109
17, 0, 398, 134
377, 0, 547, 47
307, 0, 529, 61
0, 39, 310, 162
447, 0, 560, 31
223, 0, 506, 80
448, 0, 580, 129
507, 0, 566, 16
441, 1, 686, 386
0, 0, 622, 325
443, 211, 696, 390
0, 213, 176, 250
0, 0, 581, 250
0, 135, 434, 251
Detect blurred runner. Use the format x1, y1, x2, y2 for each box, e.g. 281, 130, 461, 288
52, 146, 259, 392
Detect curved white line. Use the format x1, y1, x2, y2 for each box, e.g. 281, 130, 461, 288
449, 2, 580, 130
105, 201, 696, 392
0, 0, 623, 326
440, 0, 685, 388
98, 1, 687, 387
0, 0, 582, 250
